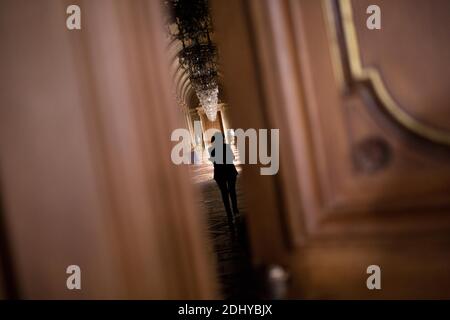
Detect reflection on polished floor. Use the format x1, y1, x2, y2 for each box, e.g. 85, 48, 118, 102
191, 163, 256, 299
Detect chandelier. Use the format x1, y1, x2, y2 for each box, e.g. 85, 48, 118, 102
166, 0, 219, 121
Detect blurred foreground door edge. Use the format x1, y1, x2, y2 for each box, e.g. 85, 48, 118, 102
0, 0, 217, 299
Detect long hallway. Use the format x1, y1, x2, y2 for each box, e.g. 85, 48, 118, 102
190, 163, 257, 299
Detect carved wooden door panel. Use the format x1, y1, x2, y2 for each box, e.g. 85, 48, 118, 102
213, 0, 450, 298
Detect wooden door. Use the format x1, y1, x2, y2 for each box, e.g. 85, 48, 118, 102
0, 0, 216, 299
212, 0, 450, 298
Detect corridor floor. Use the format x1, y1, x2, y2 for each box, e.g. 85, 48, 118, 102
191, 163, 257, 299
